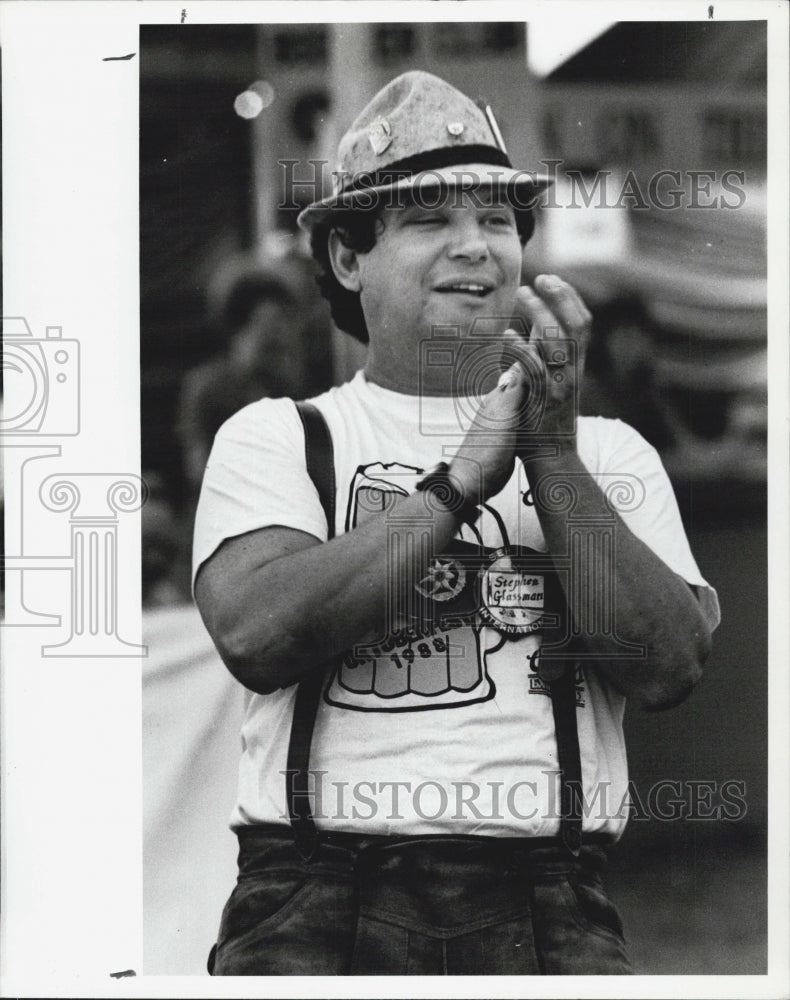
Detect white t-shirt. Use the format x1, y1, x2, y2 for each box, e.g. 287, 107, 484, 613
194, 371, 720, 839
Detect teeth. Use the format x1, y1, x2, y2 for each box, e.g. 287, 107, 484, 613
442, 283, 488, 294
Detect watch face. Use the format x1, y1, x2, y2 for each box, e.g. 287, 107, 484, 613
478, 547, 562, 636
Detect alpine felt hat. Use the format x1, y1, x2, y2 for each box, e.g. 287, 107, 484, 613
296, 71, 552, 232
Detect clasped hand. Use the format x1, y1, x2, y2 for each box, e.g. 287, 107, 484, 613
449, 274, 591, 506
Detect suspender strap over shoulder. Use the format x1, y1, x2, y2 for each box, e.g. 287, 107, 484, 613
287, 401, 336, 862
294, 400, 336, 536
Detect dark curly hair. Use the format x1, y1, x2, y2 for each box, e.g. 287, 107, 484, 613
309, 199, 536, 344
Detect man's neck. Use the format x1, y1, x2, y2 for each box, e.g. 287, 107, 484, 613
364, 340, 504, 398
363, 363, 454, 397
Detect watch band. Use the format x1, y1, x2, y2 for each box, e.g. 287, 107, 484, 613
415, 462, 481, 524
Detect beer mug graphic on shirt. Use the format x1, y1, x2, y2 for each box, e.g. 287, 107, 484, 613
326, 461, 495, 712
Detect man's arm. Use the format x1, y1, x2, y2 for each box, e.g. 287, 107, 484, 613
194, 366, 527, 695
522, 446, 712, 711
195, 495, 459, 694
508, 276, 713, 711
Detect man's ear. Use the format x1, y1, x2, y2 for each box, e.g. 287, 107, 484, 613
328, 230, 362, 293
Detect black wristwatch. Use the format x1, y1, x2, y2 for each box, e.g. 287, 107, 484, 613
415, 462, 481, 524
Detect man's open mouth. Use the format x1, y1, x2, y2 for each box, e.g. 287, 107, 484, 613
434, 282, 494, 298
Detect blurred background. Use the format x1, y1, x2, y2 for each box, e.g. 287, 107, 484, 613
139, 21, 767, 975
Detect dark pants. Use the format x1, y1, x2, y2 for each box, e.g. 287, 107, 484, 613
209, 825, 632, 975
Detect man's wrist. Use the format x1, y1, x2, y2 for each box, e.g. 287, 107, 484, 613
416, 462, 481, 523
517, 437, 577, 468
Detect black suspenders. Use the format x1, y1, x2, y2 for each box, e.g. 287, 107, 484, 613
547, 665, 584, 855
287, 399, 584, 860
287, 401, 336, 862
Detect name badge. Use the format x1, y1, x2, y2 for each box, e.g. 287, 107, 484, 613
478, 547, 561, 636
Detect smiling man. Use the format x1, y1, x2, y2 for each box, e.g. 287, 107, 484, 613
193, 71, 720, 975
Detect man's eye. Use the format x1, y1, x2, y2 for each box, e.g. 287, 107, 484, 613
486, 214, 515, 227
409, 213, 445, 225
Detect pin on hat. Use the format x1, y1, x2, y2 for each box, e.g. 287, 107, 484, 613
297, 71, 552, 232
368, 118, 392, 155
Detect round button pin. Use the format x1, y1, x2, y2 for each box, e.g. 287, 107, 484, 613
447, 122, 464, 137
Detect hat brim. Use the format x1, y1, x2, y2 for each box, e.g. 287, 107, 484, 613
296, 164, 554, 233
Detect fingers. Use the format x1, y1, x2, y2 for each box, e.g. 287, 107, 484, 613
533, 274, 592, 331
496, 361, 522, 388
489, 360, 527, 406
514, 275, 591, 365
500, 327, 541, 372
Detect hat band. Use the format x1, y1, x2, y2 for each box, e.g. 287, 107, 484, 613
337, 144, 513, 194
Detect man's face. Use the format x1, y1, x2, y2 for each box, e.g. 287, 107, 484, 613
356, 191, 524, 391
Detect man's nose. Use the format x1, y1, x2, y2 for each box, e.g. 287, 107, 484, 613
447, 219, 490, 261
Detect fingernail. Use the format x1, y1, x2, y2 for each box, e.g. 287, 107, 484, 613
538, 274, 562, 291
497, 362, 520, 388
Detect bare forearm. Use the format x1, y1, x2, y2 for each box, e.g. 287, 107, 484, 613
521, 446, 712, 710
196, 490, 462, 693
198, 368, 533, 695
